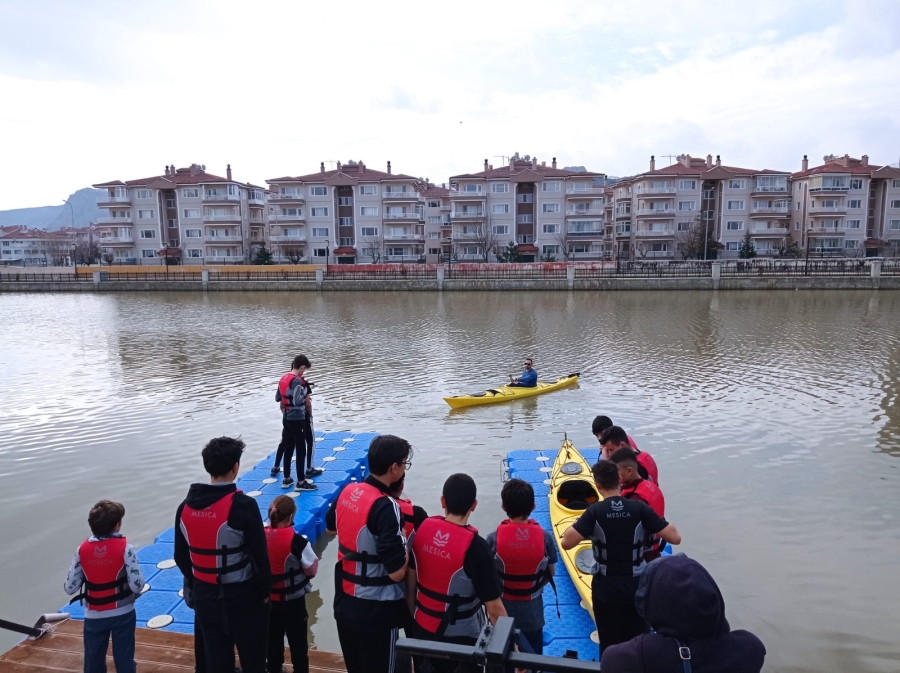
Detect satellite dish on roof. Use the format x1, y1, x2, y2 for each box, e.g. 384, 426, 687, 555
676, 154, 686, 161
823, 154, 835, 161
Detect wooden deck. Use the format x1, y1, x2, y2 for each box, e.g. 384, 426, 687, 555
0, 619, 346, 673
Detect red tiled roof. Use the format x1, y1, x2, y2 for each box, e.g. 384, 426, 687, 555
422, 185, 450, 197
268, 165, 419, 184
517, 244, 540, 253
333, 246, 357, 255
792, 158, 884, 178
450, 162, 605, 180
94, 167, 264, 189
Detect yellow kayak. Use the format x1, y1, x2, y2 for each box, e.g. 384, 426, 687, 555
443, 373, 579, 409
549, 438, 602, 616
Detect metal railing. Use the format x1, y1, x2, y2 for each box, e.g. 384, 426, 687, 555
268, 192, 305, 201
882, 260, 900, 276
0, 273, 90, 282
719, 260, 870, 276
203, 193, 240, 201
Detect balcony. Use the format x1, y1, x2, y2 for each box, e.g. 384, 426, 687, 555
449, 190, 484, 198
440, 204, 451, 212
269, 214, 306, 222
751, 184, 789, 194
384, 234, 424, 241
203, 213, 242, 222
203, 192, 241, 202
809, 184, 849, 193
95, 216, 133, 224
270, 234, 307, 242
515, 215, 534, 224
809, 205, 846, 214
751, 206, 790, 216
615, 210, 632, 219
383, 191, 420, 200
384, 212, 422, 220
248, 196, 266, 206
515, 235, 533, 244
248, 217, 266, 225
204, 235, 243, 243
808, 226, 846, 235
385, 254, 421, 262
567, 229, 604, 237
566, 208, 604, 216
635, 186, 676, 195
634, 208, 673, 218
454, 229, 483, 239
751, 226, 788, 235
639, 250, 673, 258
268, 192, 305, 202
97, 195, 131, 206
566, 187, 606, 196
635, 229, 674, 238
96, 236, 134, 245
451, 210, 485, 219
205, 255, 244, 263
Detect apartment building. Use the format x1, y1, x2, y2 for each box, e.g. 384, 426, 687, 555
791, 154, 900, 256
612, 155, 792, 259
422, 183, 451, 264
266, 161, 425, 264
448, 155, 606, 262
92, 164, 266, 265
0, 226, 75, 266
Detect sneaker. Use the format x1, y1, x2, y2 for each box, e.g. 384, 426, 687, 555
281, 477, 295, 489
305, 467, 324, 478
270, 466, 281, 477
295, 480, 318, 492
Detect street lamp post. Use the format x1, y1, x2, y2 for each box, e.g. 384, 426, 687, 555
805, 227, 813, 275
63, 199, 76, 271
325, 244, 330, 269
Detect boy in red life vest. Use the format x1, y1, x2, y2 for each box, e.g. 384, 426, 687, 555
597, 423, 660, 487
265, 496, 319, 673
610, 447, 666, 561
407, 474, 508, 673
389, 473, 428, 539
63, 500, 145, 673
174, 437, 272, 673
272, 355, 317, 491
486, 479, 557, 656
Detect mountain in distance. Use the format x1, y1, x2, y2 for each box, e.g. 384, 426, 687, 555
0, 188, 105, 231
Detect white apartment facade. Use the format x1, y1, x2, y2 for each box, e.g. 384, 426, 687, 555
422, 183, 451, 264
448, 155, 606, 262
0, 226, 75, 266
266, 160, 425, 264
92, 164, 266, 265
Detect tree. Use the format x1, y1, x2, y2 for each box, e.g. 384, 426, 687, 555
495, 241, 521, 263
362, 235, 384, 263
674, 216, 718, 259
279, 244, 305, 264
540, 252, 557, 262
737, 231, 757, 259
777, 240, 802, 259
252, 244, 274, 265
44, 238, 70, 266
101, 252, 115, 265
74, 240, 100, 265
554, 228, 572, 261
470, 219, 499, 262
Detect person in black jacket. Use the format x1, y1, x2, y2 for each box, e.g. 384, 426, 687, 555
175, 437, 272, 673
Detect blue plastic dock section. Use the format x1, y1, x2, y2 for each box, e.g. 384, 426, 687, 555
61, 429, 377, 633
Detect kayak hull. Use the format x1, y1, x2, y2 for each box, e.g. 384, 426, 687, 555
548, 439, 602, 619
443, 374, 579, 409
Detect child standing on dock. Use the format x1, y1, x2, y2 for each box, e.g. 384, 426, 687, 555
63, 500, 145, 673
265, 496, 319, 673
486, 479, 557, 656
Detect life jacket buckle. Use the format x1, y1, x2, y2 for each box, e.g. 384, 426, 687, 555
678, 646, 691, 660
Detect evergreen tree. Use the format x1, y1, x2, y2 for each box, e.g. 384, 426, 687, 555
738, 231, 757, 259
253, 244, 274, 265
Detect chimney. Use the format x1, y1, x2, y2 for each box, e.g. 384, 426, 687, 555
552, 157, 557, 169
650, 155, 656, 171
484, 159, 489, 172
861, 154, 869, 166
170, 164, 176, 175
387, 161, 391, 175
842, 153, 850, 167
681, 154, 691, 167
802, 155, 809, 171
706, 154, 713, 168
360, 161, 365, 172
337, 161, 342, 171
489, 164, 493, 170
532, 157, 538, 169
715, 155, 721, 167
164, 166, 169, 177
320, 162, 325, 173
190, 164, 199, 177
226, 164, 232, 181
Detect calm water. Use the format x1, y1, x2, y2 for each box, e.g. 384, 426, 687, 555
1, 290, 898, 672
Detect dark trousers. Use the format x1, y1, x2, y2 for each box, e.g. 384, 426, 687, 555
303, 418, 314, 471
336, 621, 398, 673
82, 610, 137, 673
267, 598, 309, 673
194, 585, 269, 673
410, 624, 479, 673
276, 419, 307, 480
519, 628, 543, 656
592, 598, 649, 657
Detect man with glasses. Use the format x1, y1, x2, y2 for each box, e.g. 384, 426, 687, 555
325, 435, 413, 673
508, 358, 538, 388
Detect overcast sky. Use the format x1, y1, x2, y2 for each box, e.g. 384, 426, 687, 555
1, 0, 899, 210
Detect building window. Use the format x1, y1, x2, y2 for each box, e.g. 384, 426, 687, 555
542, 181, 561, 192
183, 209, 200, 219
846, 220, 861, 229
310, 187, 327, 196
462, 184, 482, 194
360, 227, 378, 237
677, 221, 692, 231
844, 239, 859, 249
728, 180, 746, 189
491, 183, 509, 193
360, 206, 378, 216
726, 221, 743, 231
542, 245, 560, 255
891, 200, 900, 209
850, 179, 864, 190
138, 209, 154, 219
186, 249, 202, 258
678, 201, 696, 211
185, 229, 202, 238
428, 247, 441, 255
727, 200, 745, 210
726, 242, 739, 251
847, 199, 862, 209
888, 220, 900, 230
425, 200, 439, 208
136, 189, 153, 199
139, 230, 155, 239
311, 207, 329, 217
312, 248, 328, 257
542, 224, 560, 234
311, 228, 329, 237
339, 217, 353, 226
166, 199, 176, 209
282, 207, 302, 217
359, 185, 377, 195
679, 180, 697, 190
542, 203, 559, 213
182, 189, 199, 198
338, 197, 353, 206
492, 204, 510, 214
492, 225, 509, 235
141, 249, 156, 258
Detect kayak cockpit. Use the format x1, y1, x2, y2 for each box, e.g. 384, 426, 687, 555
556, 479, 600, 511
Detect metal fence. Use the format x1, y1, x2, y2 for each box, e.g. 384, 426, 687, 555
720, 260, 870, 276
325, 267, 436, 280
0, 273, 89, 283
575, 262, 712, 278
216, 271, 316, 281
446, 266, 568, 279
882, 260, 900, 277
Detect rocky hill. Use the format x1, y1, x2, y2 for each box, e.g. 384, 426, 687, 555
0, 188, 105, 231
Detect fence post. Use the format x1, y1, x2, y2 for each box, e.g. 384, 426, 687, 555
566, 264, 575, 289
711, 262, 721, 290
201, 269, 209, 290
315, 267, 324, 290
92, 270, 101, 286
436, 266, 445, 291
871, 259, 882, 289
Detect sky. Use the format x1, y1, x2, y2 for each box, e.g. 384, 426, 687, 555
1, 0, 899, 210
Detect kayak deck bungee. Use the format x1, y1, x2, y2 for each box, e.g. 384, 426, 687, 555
548, 438, 602, 617
443, 373, 579, 408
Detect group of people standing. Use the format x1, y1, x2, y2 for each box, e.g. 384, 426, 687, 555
61, 355, 765, 673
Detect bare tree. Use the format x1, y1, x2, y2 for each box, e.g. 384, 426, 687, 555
674, 216, 717, 259
74, 240, 101, 266
554, 227, 572, 261
101, 252, 115, 265
362, 235, 384, 263
279, 243, 305, 264
45, 238, 70, 266
471, 219, 499, 263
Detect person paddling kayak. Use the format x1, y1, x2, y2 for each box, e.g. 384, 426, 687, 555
509, 358, 537, 388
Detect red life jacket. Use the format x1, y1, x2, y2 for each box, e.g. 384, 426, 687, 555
77, 537, 135, 612
179, 491, 252, 585
266, 526, 311, 602
278, 373, 298, 412
494, 519, 549, 602
395, 497, 416, 538
412, 516, 483, 638
635, 449, 659, 486
336, 482, 404, 601
622, 479, 665, 517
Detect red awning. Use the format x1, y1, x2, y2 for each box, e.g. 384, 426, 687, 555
517, 244, 539, 253
333, 246, 357, 256
157, 247, 182, 258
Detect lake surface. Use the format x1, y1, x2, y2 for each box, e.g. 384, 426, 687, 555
1, 290, 898, 672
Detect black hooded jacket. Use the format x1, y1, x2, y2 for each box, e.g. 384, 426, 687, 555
600, 554, 765, 673
174, 483, 271, 600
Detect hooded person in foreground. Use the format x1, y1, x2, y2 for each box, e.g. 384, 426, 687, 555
600, 554, 766, 673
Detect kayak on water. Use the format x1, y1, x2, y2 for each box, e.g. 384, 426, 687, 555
548, 437, 601, 616
443, 373, 579, 409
